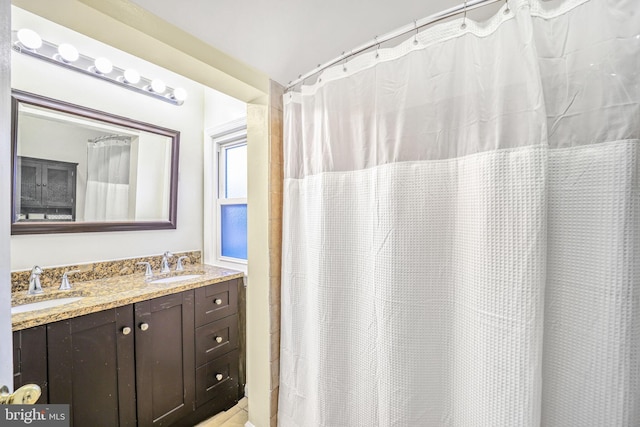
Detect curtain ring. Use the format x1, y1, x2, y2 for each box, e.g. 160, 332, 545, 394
504, 0, 510, 14
413, 20, 419, 45
342, 51, 348, 72
461, 0, 468, 29
375, 36, 380, 58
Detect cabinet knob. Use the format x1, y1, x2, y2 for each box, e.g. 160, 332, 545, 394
214, 298, 222, 305
139, 323, 149, 331
215, 374, 223, 381
122, 327, 132, 335
215, 336, 223, 343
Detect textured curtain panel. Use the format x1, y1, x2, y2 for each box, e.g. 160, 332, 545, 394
84, 140, 131, 221
279, 0, 639, 426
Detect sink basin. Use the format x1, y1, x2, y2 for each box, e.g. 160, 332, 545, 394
149, 274, 202, 285
11, 297, 84, 315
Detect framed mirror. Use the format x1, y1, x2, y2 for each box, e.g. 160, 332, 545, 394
11, 90, 180, 235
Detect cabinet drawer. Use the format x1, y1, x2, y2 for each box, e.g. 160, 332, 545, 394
195, 279, 238, 327
195, 350, 239, 408
196, 315, 238, 368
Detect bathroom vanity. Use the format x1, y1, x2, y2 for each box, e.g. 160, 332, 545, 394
11, 262, 244, 427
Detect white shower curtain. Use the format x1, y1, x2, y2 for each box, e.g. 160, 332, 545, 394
279, 0, 639, 426
84, 138, 131, 221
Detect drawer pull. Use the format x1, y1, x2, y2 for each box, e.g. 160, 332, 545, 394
122, 327, 132, 335
214, 298, 222, 305
216, 373, 223, 381
139, 323, 149, 331
215, 336, 223, 343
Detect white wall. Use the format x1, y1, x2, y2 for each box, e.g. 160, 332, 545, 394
10, 6, 206, 270
204, 90, 247, 129
0, 0, 14, 390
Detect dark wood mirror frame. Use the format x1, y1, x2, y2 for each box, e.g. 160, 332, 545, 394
11, 90, 180, 235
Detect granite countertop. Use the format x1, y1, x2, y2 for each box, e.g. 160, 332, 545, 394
11, 264, 244, 331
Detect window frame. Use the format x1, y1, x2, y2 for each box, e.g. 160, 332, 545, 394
217, 139, 248, 263
204, 119, 248, 271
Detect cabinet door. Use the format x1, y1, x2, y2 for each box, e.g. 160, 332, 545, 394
43, 163, 75, 208
135, 291, 195, 427
47, 306, 136, 427
18, 158, 42, 208
13, 326, 48, 403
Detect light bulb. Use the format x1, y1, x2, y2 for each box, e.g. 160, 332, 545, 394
17, 29, 42, 50
94, 57, 113, 74
172, 88, 187, 102
150, 79, 166, 94
57, 43, 79, 63
122, 69, 140, 84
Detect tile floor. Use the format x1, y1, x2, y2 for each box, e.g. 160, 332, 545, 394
196, 397, 248, 427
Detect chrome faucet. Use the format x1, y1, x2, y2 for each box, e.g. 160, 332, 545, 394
59, 270, 81, 290
161, 251, 173, 274
27, 265, 44, 295
176, 256, 189, 271
136, 262, 153, 279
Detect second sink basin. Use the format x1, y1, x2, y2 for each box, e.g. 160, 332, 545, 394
149, 274, 202, 285
12, 297, 84, 315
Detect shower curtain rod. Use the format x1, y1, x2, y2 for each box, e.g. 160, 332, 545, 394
88, 134, 132, 143
286, 0, 505, 90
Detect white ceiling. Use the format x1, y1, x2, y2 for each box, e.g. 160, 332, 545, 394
130, 0, 501, 87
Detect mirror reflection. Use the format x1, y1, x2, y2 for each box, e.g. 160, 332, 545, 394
12, 90, 179, 234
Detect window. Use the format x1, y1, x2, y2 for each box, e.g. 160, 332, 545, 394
204, 119, 247, 270
218, 140, 247, 261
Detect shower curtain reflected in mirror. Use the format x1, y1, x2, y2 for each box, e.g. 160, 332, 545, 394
84, 136, 131, 221
279, 0, 639, 425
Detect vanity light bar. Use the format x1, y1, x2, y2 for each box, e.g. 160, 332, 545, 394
12, 29, 187, 106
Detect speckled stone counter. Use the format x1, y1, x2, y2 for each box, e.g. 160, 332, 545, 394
11, 264, 243, 331
11, 251, 203, 293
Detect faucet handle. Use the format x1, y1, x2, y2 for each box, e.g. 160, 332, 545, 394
161, 251, 174, 274
136, 262, 153, 278
60, 270, 81, 291
176, 256, 189, 271
27, 265, 44, 295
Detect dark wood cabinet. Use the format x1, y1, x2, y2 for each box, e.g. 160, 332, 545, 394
17, 156, 77, 221
135, 292, 195, 427
47, 305, 136, 427
13, 325, 48, 404
16, 279, 242, 427
194, 279, 240, 410
47, 294, 195, 427
172, 279, 242, 427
